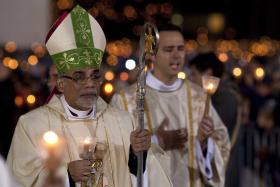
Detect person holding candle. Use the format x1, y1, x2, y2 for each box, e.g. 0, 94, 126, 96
111, 24, 230, 187
189, 52, 241, 187
6, 5, 172, 187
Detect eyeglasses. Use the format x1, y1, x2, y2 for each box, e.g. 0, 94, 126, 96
61, 73, 102, 85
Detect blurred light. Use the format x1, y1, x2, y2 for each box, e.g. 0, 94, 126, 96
218, 53, 228, 63
171, 13, 184, 26
26, 94, 36, 105
8, 59, 19, 70
104, 71, 114, 81
103, 82, 114, 95
125, 59, 136, 70
232, 67, 242, 77
123, 5, 137, 20
185, 40, 198, 54
106, 42, 119, 56
4, 41, 17, 53
255, 67, 265, 80
43, 131, 59, 145
207, 13, 225, 34
177, 72, 186, 79
28, 55, 38, 65
14, 96, 24, 107
3, 57, 11, 67
57, 0, 73, 10
31, 43, 46, 58
120, 72, 129, 81
106, 55, 118, 66
250, 42, 269, 56
144, 65, 148, 72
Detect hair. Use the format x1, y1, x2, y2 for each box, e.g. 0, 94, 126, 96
157, 23, 184, 36
189, 52, 225, 78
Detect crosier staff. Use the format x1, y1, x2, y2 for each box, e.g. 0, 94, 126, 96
136, 22, 159, 187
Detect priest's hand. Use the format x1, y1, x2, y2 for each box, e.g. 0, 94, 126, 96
130, 128, 151, 154
68, 160, 91, 182
156, 118, 188, 150
197, 115, 214, 147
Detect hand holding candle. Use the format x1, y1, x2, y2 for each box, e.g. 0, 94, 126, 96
42, 131, 64, 184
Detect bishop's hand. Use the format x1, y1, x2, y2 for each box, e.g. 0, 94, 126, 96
130, 128, 151, 154
68, 160, 92, 182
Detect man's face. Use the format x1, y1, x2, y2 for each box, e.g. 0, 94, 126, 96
154, 31, 185, 80
190, 66, 203, 86
58, 67, 102, 110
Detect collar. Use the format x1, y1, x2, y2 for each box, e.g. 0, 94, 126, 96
60, 95, 96, 120
146, 71, 182, 92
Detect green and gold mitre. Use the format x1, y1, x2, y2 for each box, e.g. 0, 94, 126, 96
45, 5, 106, 74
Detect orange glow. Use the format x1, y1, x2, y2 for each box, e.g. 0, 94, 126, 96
232, 67, 242, 77
28, 55, 39, 65
218, 53, 228, 63
255, 67, 265, 80
32, 43, 46, 58
207, 13, 225, 34
57, 0, 73, 10
105, 71, 115, 81
185, 40, 198, 54
103, 83, 114, 95
3, 57, 11, 67
106, 55, 118, 66
26, 95, 36, 105
14, 96, 24, 107
119, 72, 129, 81
123, 6, 137, 20
4, 41, 17, 53
8, 59, 19, 70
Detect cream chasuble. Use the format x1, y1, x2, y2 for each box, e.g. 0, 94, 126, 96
111, 72, 231, 187
7, 95, 172, 187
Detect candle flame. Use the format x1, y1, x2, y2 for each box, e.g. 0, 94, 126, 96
43, 131, 59, 145
207, 83, 214, 91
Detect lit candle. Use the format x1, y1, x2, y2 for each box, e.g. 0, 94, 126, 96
202, 75, 220, 116
42, 131, 60, 179
43, 131, 59, 147
83, 138, 91, 153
